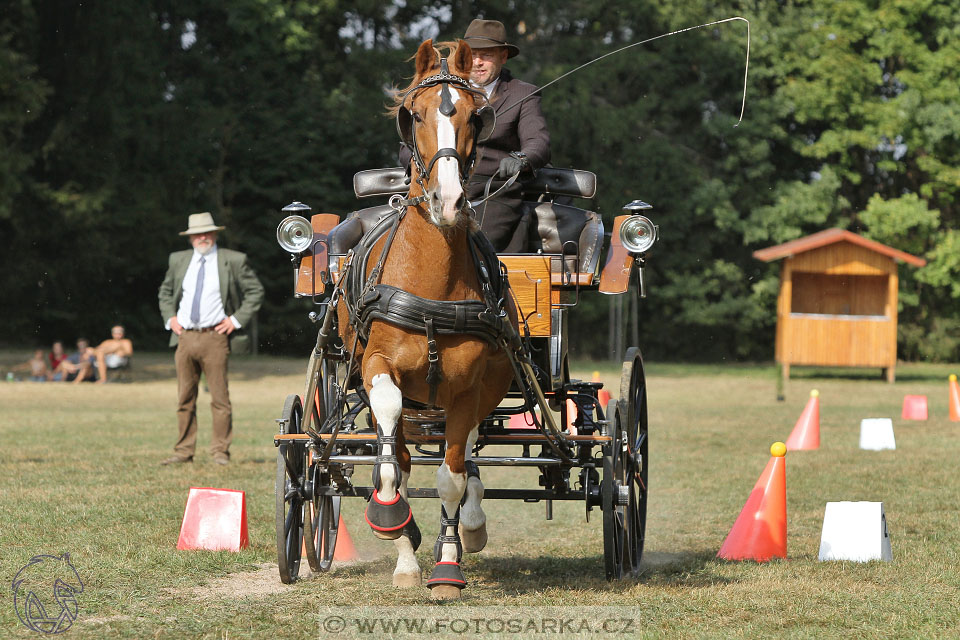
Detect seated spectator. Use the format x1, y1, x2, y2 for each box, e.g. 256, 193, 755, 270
10, 349, 51, 382
54, 338, 97, 383
49, 341, 67, 374
93, 324, 133, 383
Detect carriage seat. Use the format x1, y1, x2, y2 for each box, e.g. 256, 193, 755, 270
344, 167, 603, 276
326, 204, 395, 255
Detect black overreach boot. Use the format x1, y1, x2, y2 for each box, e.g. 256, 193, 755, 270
363, 424, 412, 540
427, 504, 466, 598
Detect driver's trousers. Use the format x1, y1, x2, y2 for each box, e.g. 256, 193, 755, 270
468, 175, 529, 252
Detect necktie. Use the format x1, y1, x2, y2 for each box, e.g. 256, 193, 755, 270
190, 257, 205, 326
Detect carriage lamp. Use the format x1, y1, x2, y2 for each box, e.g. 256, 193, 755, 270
276, 214, 314, 253
619, 213, 658, 254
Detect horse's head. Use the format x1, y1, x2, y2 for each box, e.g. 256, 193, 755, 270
395, 39, 495, 228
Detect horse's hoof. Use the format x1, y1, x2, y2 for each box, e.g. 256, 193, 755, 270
393, 571, 422, 587
459, 522, 487, 553
429, 584, 463, 600
364, 492, 412, 540
426, 561, 466, 598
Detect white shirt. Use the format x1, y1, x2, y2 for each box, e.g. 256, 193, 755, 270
474, 77, 499, 99
169, 245, 241, 330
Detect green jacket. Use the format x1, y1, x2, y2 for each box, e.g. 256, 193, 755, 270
158, 247, 265, 354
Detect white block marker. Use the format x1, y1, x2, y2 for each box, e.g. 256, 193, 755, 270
859, 418, 896, 451
818, 501, 893, 562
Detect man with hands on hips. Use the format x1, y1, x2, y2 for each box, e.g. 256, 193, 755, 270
158, 212, 264, 466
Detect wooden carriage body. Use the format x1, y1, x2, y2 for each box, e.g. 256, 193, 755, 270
291, 167, 640, 390
753, 229, 925, 383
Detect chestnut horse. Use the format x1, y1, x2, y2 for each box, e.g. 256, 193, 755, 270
340, 39, 517, 599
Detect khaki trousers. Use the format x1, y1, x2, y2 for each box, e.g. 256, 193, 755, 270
173, 330, 232, 458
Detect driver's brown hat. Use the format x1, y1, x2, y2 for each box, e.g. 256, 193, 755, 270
462, 19, 519, 58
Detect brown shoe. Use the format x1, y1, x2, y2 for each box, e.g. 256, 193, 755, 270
213, 453, 230, 466
161, 455, 193, 465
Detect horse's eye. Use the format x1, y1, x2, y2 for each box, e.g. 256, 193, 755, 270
412, 112, 423, 123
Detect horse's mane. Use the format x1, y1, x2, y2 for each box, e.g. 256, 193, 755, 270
386, 40, 476, 117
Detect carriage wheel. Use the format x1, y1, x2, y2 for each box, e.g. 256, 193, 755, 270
303, 361, 343, 572
602, 347, 649, 580
276, 394, 307, 584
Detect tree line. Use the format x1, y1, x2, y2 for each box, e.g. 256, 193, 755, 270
2, 0, 958, 361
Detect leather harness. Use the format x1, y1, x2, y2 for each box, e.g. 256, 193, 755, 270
342, 208, 514, 406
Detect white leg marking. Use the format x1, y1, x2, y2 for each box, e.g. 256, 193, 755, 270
393, 471, 421, 583
369, 373, 402, 502
460, 427, 486, 531
436, 462, 466, 563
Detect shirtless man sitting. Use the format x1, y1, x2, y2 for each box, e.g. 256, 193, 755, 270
92, 325, 134, 383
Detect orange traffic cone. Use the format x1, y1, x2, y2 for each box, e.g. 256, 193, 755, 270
566, 399, 578, 435
598, 389, 611, 408
949, 375, 960, 422
592, 370, 612, 408
786, 390, 820, 451
717, 443, 787, 562
332, 514, 358, 562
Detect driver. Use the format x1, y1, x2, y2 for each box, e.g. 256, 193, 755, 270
401, 19, 551, 252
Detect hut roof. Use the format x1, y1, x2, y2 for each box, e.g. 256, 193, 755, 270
752, 228, 926, 267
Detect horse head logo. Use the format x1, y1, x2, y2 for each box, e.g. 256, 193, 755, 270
11, 553, 84, 634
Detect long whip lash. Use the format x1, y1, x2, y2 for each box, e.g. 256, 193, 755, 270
501, 16, 750, 127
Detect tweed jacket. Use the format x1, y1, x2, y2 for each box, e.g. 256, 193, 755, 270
473, 67, 550, 177
158, 247, 264, 354
399, 68, 550, 178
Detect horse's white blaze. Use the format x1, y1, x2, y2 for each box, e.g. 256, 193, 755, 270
432, 86, 464, 227
460, 426, 486, 531
436, 462, 467, 562
369, 373, 402, 502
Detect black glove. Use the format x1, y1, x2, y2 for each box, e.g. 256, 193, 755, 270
498, 152, 528, 178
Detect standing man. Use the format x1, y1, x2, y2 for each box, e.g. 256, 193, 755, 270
158, 212, 264, 466
399, 19, 551, 252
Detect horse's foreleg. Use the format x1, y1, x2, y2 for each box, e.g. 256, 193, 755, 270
459, 426, 488, 553
392, 467, 423, 587
427, 448, 468, 599
364, 373, 412, 540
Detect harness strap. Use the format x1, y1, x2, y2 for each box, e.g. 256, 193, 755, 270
434, 504, 463, 563
372, 422, 402, 494
424, 317, 442, 406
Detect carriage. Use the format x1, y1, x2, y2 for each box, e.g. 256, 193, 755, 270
271, 39, 658, 595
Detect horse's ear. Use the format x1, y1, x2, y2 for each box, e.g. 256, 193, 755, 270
453, 40, 473, 75
415, 39, 438, 76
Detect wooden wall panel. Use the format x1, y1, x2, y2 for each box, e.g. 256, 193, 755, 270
790, 242, 895, 276
780, 315, 895, 367
500, 256, 552, 336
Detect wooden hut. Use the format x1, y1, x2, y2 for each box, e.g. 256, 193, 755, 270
753, 229, 926, 383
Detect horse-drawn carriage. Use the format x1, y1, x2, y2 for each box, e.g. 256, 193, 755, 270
271, 39, 657, 597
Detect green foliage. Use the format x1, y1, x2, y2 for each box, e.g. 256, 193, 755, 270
1, 0, 958, 362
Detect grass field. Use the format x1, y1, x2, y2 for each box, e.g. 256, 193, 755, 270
2, 352, 960, 638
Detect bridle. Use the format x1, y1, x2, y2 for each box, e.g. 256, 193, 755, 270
395, 58, 495, 208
